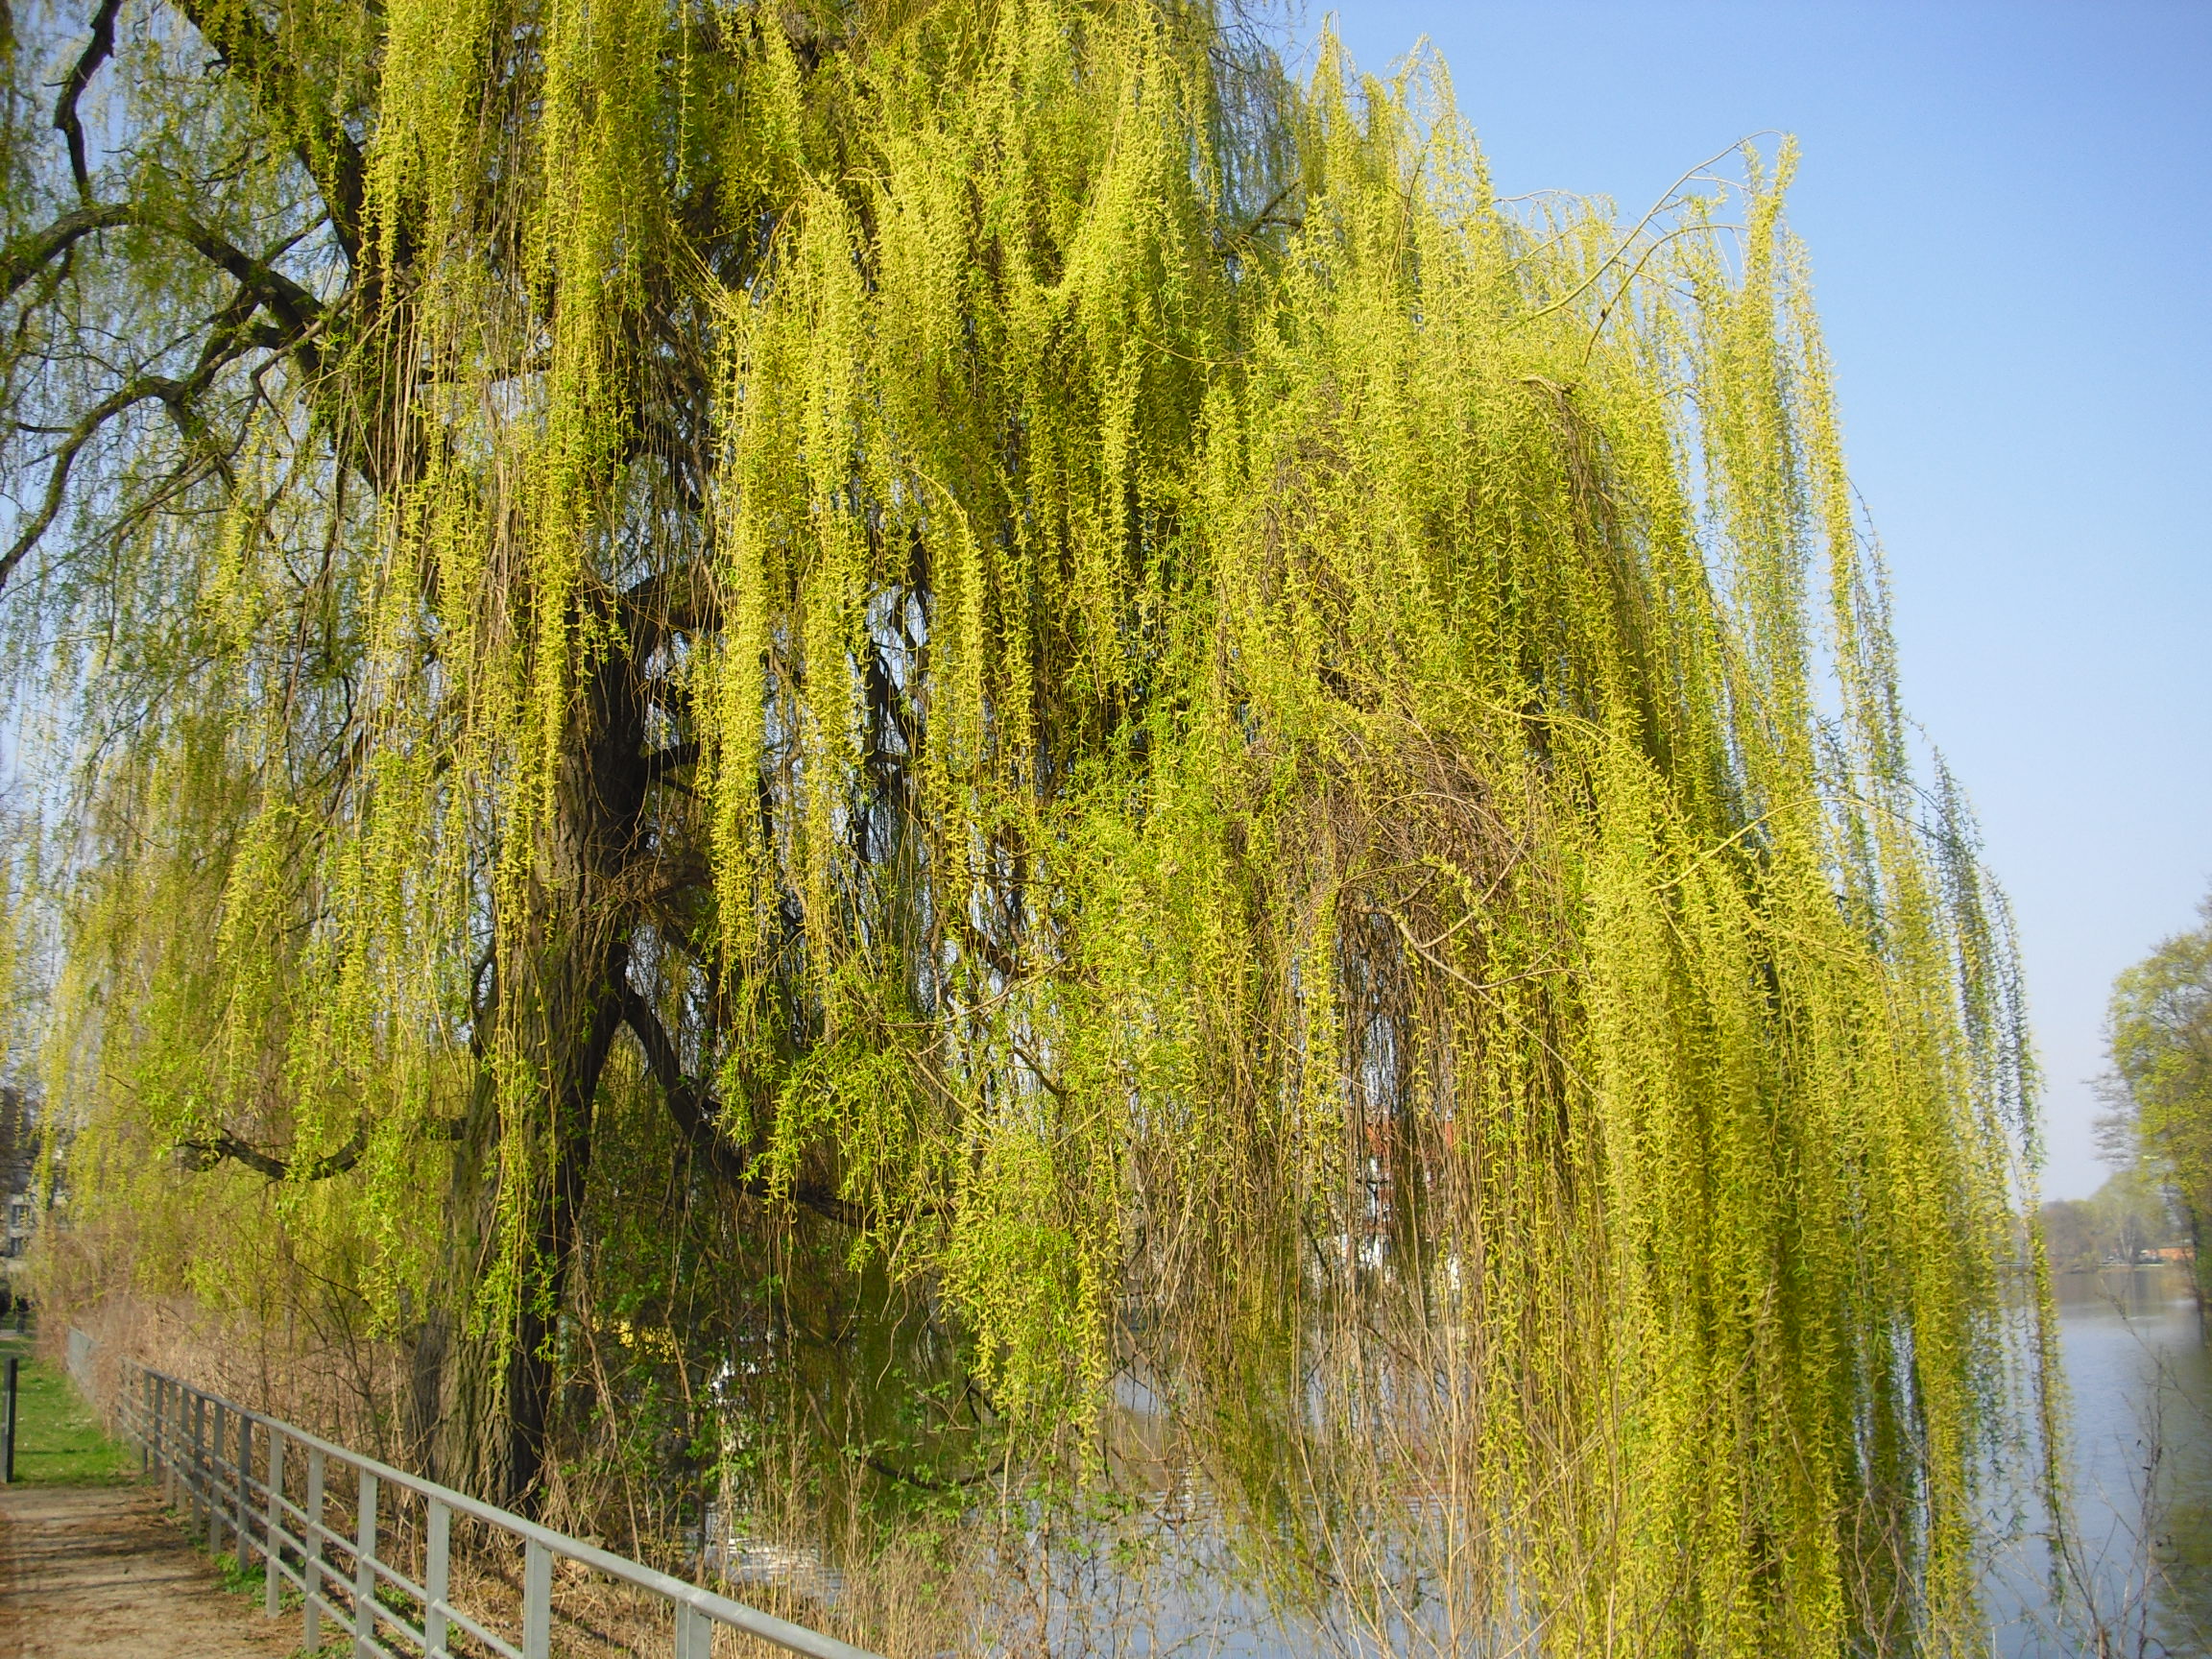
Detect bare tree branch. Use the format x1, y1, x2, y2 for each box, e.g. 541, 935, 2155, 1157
179, 1119, 369, 1181
0, 204, 337, 594
0, 374, 188, 592
146, 206, 325, 341
640, 741, 700, 783
618, 559, 720, 660
173, 0, 370, 264
3, 200, 324, 338
54, 0, 124, 200
616, 974, 869, 1228
0, 202, 132, 304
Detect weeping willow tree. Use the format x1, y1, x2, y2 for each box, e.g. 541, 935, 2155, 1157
2, 0, 2052, 1650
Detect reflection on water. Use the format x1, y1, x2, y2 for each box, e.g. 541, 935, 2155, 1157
708, 1262, 2210, 1654
1997, 1266, 2210, 1658
1058, 1270, 2212, 1658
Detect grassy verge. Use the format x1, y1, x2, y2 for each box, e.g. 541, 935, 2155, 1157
0, 1325, 139, 1486
210, 1547, 353, 1657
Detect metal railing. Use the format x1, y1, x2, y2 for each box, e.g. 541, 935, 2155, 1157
109, 1355, 879, 1659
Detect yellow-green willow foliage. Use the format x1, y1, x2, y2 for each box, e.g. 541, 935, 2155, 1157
10, 0, 2049, 1648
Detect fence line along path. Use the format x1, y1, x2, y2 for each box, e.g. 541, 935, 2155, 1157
104, 1340, 880, 1659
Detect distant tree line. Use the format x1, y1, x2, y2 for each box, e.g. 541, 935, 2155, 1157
2039, 1168, 2181, 1273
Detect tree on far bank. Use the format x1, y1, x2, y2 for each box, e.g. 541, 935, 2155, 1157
2104, 894, 2212, 1304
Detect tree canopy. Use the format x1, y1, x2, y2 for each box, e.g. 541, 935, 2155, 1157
3, 0, 2051, 1650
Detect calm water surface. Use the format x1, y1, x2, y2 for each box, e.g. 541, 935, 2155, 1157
733, 1268, 2212, 1653
1996, 1266, 2211, 1657
1039, 1271, 2212, 1656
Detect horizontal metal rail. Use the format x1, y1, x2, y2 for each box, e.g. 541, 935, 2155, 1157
98, 1344, 878, 1659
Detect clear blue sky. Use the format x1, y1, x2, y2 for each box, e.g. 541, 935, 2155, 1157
1312, 2, 2212, 1200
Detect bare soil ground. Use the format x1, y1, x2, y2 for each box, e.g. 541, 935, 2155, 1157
0, 1483, 302, 1658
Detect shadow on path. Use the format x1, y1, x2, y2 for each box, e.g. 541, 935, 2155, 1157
0, 1483, 299, 1658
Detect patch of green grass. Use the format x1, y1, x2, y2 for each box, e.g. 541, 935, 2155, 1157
214, 1547, 267, 1598
209, 1547, 349, 1658
0, 1329, 139, 1486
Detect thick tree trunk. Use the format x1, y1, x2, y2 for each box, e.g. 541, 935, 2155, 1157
401, 586, 672, 1512
492, 631, 654, 1512
500, 932, 626, 1508
402, 616, 652, 1510
407, 943, 623, 1509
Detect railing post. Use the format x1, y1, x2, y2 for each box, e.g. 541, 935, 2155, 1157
2, 1355, 17, 1485
190, 1392, 207, 1541
204, 1394, 216, 1540
234, 1413, 252, 1562
158, 1379, 173, 1507
425, 1498, 450, 1657
675, 1599, 713, 1659
303, 1445, 325, 1652
139, 1369, 151, 1476
523, 1538, 552, 1659
264, 1431, 285, 1617
206, 1399, 226, 1559
354, 1465, 377, 1658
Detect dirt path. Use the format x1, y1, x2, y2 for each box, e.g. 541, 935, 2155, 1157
0, 1483, 301, 1658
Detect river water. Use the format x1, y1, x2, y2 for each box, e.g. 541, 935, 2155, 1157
1094, 1268, 2212, 1656
1994, 1266, 2211, 1657
724, 1266, 2212, 1653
